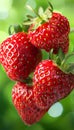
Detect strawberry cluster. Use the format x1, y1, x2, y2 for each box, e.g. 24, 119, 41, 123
0, 3, 74, 126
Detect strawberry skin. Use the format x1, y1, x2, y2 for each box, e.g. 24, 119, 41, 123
12, 82, 47, 125
0, 32, 42, 81
33, 60, 74, 109
28, 12, 70, 53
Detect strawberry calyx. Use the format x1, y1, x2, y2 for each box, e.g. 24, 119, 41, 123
61, 52, 74, 74
8, 23, 30, 35
49, 49, 74, 74
8, 24, 23, 35
24, 72, 34, 85
23, 77, 33, 86
46, 0, 53, 12
8, 2, 53, 33
23, 5, 53, 31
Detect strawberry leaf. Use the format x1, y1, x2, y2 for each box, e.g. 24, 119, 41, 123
57, 48, 65, 62
65, 63, 74, 74
8, 24, 22, 35
49, 49, 54, 60
38, 7, 44, 16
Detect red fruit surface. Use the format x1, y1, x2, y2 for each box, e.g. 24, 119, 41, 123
0, 32, 42, 81
33, 60, 74, 109
12, 82, 47, 125
28, 12, 70, 53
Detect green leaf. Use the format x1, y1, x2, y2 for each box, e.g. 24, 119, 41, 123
57, 48, 65, 62
49, 49, 54, 60
65, 63, 74, 74
8, 24, 22, 35
38, 7, 44, 16
54, 48, 65, 66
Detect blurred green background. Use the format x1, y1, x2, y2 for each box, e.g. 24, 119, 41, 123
0, 0, 74, 130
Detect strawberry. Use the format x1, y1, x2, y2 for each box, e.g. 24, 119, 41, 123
12, 82, 47, 125
28, 12, 70, 53
0, 32, 42, 81
33, 60, 74, 109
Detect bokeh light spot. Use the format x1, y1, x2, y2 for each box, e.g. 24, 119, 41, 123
0, 0, 12, 19
48, 102, 63, 118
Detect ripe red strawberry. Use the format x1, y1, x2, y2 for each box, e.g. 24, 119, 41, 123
33, 60, 74, 109
0, 32, 42, 81
28, 12, 70, 53
12, 82, 47, 125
